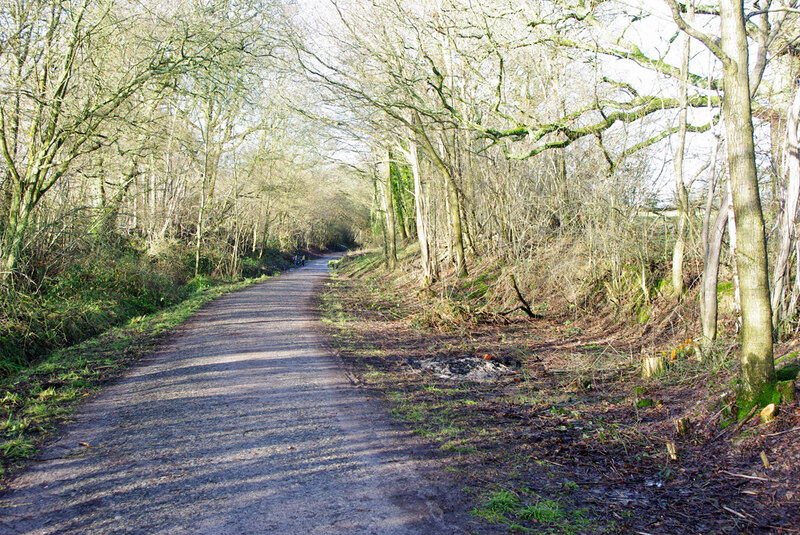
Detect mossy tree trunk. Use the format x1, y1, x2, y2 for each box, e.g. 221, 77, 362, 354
719, 0, 775, 397
379, 149, 397, 270
665, 0, 776, 397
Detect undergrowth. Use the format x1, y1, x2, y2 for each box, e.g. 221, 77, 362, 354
322, 247, 800, 534
0, 240, 291, 377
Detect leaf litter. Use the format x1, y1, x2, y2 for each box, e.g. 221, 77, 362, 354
320, 265, 800, 534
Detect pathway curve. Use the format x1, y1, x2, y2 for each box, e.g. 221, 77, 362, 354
0, 257, 466, 534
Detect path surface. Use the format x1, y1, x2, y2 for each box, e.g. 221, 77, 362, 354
0, 257, 465, 534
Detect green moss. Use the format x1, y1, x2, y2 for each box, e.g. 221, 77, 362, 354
717, 281, 734, 295
755, 385, 781, 407
775, 351, 798, 366
776, 363, 800, 381
738, 383, 781, 413
778, 380, 796, 403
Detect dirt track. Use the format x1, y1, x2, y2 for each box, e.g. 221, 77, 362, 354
0, 257, 467, 534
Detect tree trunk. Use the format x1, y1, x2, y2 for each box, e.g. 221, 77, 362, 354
2, 183, 36, 278
460, 201, 477, 258
719, 0, 775, 397
379, 151, 396, 270
194, 171, 208, 277
402, 140, 436, 284
788, 241, 800, 321
554, 150, 570, 227
445, 169, 467, 277
672, 212, 689, 295
391, 159, 409, 243
698, 83, 723, 347
700, 189, 731, 350
671, 23, 692, 297
771, 87, 800, 331
701, 134, 722, 270
727, 199, 742, 327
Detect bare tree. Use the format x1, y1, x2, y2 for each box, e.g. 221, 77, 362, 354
0, 0, 261, 278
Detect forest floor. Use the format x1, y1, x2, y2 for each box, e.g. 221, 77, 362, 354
319, 252, 800, 534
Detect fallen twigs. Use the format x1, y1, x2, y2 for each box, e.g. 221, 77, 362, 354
719, 470, 771, 482
712, 404, 758, 441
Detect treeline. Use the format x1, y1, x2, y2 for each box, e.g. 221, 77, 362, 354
0, 0, 370, 373
294, 0, 800, 401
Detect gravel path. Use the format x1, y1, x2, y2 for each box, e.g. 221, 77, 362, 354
0, 257, 466, 534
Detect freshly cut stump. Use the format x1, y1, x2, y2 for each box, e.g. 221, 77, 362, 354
760, 403, 778, 424
674, 417, 691, 436
642, 356, 667, 378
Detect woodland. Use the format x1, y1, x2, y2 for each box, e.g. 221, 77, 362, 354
294, 0, 800, 404
1, 0, 800, 531
0, 0, 370, 373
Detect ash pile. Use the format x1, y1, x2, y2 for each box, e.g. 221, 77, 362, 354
408, 354, 520, 382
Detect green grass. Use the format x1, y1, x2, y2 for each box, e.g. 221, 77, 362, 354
0, 274, 272, 480
471, 489, 521, 524
470, 488, 597, 533
2, 436, 35, 460
518, 499, 562, 522
440, 440, 478, 454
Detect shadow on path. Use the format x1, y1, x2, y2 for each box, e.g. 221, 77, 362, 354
0, 257, 465, 534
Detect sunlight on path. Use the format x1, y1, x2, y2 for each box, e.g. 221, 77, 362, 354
0, 258, 459, 534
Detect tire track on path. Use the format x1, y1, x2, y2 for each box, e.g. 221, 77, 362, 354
0, 256, 467, 534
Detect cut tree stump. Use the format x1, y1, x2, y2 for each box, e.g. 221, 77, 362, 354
674, 417, 690, 436
778, 380, 796, 403
760, 403, 778, 424
642, 356, 667, 378
667, 441, 678, 460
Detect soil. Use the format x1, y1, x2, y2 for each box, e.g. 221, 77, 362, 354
319, 259, 800, 534
0, 256, 477, 534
